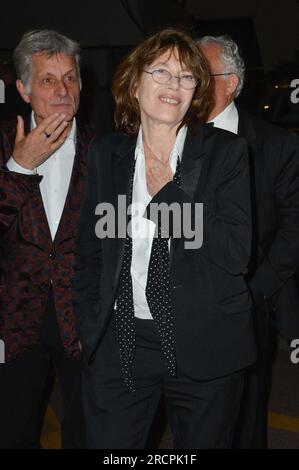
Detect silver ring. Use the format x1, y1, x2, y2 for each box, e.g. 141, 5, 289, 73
43, 130, 51, 138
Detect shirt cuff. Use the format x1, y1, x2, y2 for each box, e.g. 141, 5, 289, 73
6, 157, 37, 175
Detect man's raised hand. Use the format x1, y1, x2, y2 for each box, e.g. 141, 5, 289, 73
13, 113, 70, 170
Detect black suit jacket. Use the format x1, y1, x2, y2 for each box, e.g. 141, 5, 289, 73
73, 123, 257, 380
237, 108, 299, 339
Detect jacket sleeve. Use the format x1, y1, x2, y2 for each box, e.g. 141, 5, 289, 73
0, 129, 42, 234
250, 131, 299, 299
147, 137, 251, 275
72, 139, 103, 353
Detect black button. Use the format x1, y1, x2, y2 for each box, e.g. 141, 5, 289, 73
49, 252, 56, 260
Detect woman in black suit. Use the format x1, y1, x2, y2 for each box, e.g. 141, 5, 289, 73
73, 28, 256, 449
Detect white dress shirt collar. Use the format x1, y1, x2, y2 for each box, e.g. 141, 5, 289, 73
209, 101, 239, 135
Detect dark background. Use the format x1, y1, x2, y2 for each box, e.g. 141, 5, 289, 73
0, 0, 299, 131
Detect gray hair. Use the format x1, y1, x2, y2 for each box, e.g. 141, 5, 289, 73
198, 35, 245, 97
13, 29, 82, 94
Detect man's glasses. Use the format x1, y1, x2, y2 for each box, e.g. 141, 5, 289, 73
143, 68, 198, 90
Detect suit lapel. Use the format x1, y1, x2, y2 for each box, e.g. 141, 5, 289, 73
54, 126, 89, 245
237, 107, 262, 203
170, 124, 206, 266
181, 124, 206, 198
237, 107, 263, 264
237, 107, 257, 144
112, 136, 136, 289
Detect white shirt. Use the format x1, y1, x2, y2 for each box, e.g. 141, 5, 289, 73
209, 101, 239, 135
131, 126, 187, 320
7, 113, 76, 240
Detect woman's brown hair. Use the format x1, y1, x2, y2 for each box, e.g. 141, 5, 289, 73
112, 28, 212, 135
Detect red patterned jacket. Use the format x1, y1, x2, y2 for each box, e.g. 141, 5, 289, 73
0, 116, 93, 362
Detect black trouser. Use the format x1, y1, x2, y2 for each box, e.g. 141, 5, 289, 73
83, 317, 244, 449
0, 290, 85, 449
233, 299, 277, 449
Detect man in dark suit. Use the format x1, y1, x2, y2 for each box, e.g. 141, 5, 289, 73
0, 30, 93, 448
73, 28, 256, 449
198, 35, 299, 449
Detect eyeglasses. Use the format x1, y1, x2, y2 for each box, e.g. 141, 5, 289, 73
143, 68, 198, 90
210, 72, 235, 77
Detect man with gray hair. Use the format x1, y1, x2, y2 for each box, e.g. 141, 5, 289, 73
198, 35, 245, 129
0, 30, 93, 448
198, 34, 299, 449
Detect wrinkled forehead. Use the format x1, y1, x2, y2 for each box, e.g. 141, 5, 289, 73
30, 52, 77, 73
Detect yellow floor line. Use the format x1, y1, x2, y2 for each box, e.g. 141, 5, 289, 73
268, 411, 299, 434
40, 406, 299, 449
41, 405, 61, 449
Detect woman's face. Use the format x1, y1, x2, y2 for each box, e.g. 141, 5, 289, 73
135, 48, 196, 130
